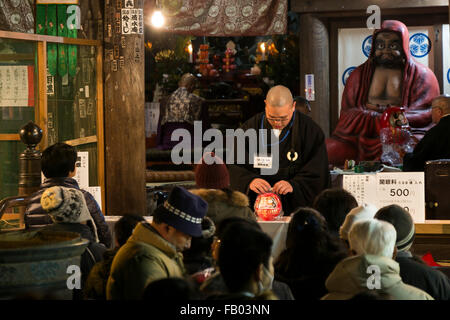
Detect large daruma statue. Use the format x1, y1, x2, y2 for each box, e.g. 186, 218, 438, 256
254, 193, 283, 221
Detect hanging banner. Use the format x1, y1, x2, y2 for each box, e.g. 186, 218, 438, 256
0, 66, 35, 107
443, 24, 449, 95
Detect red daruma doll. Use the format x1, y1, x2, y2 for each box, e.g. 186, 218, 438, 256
254, 193, 282, 221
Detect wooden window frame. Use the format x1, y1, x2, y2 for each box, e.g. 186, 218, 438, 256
0, 30, 105, 212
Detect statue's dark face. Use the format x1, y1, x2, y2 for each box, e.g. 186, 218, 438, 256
373, 31, 405, 68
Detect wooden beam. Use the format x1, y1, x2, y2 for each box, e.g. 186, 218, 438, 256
37, 41, 48, 152
432, 24, 444, 93
299, 14, 330, 137
96, 45, 106, 214
0, 30, 101, 46
0, 134, 20, 141
104, 0, 146, 216
292, 0, 448, 13
0, 54, 34, 61
64, 135, 98, 146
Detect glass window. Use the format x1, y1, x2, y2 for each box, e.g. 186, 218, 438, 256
46, 45, 99, 186
0, 39, 37, 200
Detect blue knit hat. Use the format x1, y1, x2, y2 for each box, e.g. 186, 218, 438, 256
153, 186, 208, 237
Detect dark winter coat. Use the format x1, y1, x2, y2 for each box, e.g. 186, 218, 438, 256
396, 251, 450, 300
200, 271, 295, 300
83, 249, 118, 300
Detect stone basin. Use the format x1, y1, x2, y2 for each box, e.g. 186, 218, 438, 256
0, 229, 89, 299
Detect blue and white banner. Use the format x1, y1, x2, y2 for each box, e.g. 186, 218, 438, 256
443, 24, 449, 95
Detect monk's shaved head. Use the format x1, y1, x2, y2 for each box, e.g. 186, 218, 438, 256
266, 85, 294, 107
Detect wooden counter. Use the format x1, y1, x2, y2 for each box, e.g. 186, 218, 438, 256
415, 221, 450, 234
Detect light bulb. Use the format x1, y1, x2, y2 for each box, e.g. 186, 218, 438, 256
151, 10, 165, 28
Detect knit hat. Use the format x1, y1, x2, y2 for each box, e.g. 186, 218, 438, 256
41, 186, 99, 243
153, 186, 208, 237
374, 204, 415, 252
339, 203, 378, 240
195, 152, 230, 189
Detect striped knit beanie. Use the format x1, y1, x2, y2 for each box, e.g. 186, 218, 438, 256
374, 204, 415, 252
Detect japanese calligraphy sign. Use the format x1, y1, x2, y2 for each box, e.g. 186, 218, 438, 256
124, 0, 134, 8
343, 172, 425, 222
121, 9, 143, 34
0, 66, 34, 107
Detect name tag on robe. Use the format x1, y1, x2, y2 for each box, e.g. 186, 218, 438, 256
254, 155, 273, 169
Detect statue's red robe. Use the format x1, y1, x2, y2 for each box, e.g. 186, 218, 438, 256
327, 20, 440, 166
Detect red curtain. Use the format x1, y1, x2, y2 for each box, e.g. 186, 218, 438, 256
156, 0, 288, 36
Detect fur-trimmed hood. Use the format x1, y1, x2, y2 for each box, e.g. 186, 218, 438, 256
189, 188, 249, 207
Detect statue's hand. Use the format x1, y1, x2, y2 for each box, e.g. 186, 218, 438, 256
366, 103, 388, 113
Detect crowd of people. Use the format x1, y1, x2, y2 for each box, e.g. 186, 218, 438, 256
18, 142, 450, 301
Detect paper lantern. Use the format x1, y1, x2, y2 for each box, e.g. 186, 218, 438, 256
254, 193, 282, 221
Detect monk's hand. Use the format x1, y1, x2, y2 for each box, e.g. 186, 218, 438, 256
273, 180, 293, 195
249, 178, 272, 194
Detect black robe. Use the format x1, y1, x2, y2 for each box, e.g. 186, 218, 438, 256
228, 110, 330, 215
403, 115, 450, 172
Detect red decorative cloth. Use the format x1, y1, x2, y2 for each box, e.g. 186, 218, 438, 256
152, 0, 287, 36
421, 252, 442, 267
327, 20, 440, 166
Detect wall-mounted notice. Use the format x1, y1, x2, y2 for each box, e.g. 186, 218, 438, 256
0, 66, 34, 107
305, 74, 315, 101
121, 8, 143, 35
145, 102, 160, 137
84, 186, 102, 210
74, 151, 89, 189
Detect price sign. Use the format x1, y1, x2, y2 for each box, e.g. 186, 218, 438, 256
343, 172, 425, 223
376, 172, 425, 223
343, 174, 377, 206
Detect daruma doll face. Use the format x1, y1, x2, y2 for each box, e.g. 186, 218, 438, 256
254, 193, 282, 221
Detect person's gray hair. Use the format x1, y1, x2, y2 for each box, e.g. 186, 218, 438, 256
432, 94, 450, 115
348, 219, 396, 258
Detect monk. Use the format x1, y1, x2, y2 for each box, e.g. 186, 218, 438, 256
326, 20, 440, 166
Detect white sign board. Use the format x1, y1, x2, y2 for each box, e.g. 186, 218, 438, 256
145, 102, 160, 137
84, 186, 102, 210
305, 74, 315, 101
343, 172, 425, 223
343, 174, 378, 206
0, 66, 33, 107
121, 9, 143, 35
443, 24, 449, 95
74, 151, 89, 189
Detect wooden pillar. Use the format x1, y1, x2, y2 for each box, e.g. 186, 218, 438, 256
299, 14, 330, 137
104, 0, 146, 215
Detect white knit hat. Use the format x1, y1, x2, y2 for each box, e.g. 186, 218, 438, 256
339, 203, 378, 240
41, 186, 99, 243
